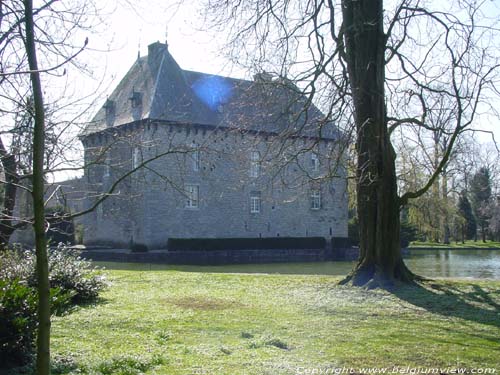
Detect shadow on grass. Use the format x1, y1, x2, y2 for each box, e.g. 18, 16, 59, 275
393, 280, 500, 328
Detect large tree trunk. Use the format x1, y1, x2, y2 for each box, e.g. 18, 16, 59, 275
24, 0, 51, 373
340, 0, 414, 288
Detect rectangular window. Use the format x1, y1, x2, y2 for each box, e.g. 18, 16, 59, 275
132, 147, 140, 169
250, 151, 260, 178
250, 191, 261, 213
192, 150, 200, 172
311, 152, 319, 172
185, 184, 199, 209
310, 189, 321, 210
104, 154, 111, 178
96, 203, 103, 221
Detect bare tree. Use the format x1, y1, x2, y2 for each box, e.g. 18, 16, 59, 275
0, 1, 104, 372
204, 0, 500, 287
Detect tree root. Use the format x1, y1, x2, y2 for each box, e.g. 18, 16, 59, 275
339, 259, 422, 290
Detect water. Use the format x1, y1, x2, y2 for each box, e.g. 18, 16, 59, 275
404, 249, 500, 280
96, 249, 500, 280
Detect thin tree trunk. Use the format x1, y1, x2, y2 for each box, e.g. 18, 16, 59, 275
340, 0, 414, 288
442, 173, 450, 244
23, 0, 50, 373
0, 137, 19, 247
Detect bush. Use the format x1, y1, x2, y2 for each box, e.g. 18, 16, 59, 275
47, 245, 106, 304
0, 245, 106, 367
167, 237, 326, 251
0, 278, 37, 367
1, 245, 106, 305
331, 237, 351, 248
400, 220, 419, 248
129, 242, 148, 253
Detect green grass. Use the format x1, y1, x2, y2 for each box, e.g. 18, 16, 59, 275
410, 240, 500, 249
46, 269, 500, 374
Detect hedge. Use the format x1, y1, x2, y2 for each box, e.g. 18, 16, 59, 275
167, 237, 326, 252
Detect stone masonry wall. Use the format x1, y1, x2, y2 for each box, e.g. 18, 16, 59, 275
82, 121, 348, 249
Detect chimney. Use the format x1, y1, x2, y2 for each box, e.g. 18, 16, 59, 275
253, 72, 274, 82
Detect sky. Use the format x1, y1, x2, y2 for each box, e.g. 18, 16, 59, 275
52, 0, 499, 180
80, 0, 241, 108
82, 0, 499, 133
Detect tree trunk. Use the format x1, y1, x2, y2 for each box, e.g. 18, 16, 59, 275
442, 173, 450, 244
24, 1, 51, 373
0, 137, 20, 248
340, 0, 414, 288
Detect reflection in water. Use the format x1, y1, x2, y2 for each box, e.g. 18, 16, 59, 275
405, 249, 500, 279
96, 249, 500, 280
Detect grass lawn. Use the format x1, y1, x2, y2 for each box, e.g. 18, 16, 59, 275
49, 268, 500, 375
410, 240, 500, 249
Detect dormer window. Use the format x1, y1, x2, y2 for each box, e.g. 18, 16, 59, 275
104, 99, 115, 115
129, 90, 142, 108
103, 99, 115, 127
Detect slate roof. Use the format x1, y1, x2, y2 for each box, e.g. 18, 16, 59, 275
84, 41, 337, 139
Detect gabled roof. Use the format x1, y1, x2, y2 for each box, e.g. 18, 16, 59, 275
84, 41, 337, 139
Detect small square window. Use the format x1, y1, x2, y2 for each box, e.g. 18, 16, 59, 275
310, 189, 321, 210
250, 191, 261, 213
185, 184, 199, 209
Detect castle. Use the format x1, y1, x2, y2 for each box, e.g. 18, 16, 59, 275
79, 41, 348, 249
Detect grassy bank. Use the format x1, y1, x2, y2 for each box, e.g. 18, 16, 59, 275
47, 269, 500, 374
410, 240, 500, 249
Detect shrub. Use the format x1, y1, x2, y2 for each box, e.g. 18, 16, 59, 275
400, 219, 419, 248
47, 245, 106, 304
0, 245, 106, 367
129, 242, 148, 253
167, 237, 326, 251
331, 237, 351, 248
1, 245, 106, 305
0, 278, 37, 367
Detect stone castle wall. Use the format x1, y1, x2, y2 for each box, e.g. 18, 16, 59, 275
82, 120, 348, 249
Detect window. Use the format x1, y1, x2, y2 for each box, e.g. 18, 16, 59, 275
250, 191, 261, 213
250, 151, 260, 178
311, 152, 319, 172
192, 149, 200, 171
310, 189, 321, 210
132, 147, 140, 169
129, 90, 142, 108
185, 184, 199, 209
103, 154, 111, 178
96, 203, 103, 221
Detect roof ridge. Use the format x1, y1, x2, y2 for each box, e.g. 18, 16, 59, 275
182, 69, 251, 84
149, 52, 166, 118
